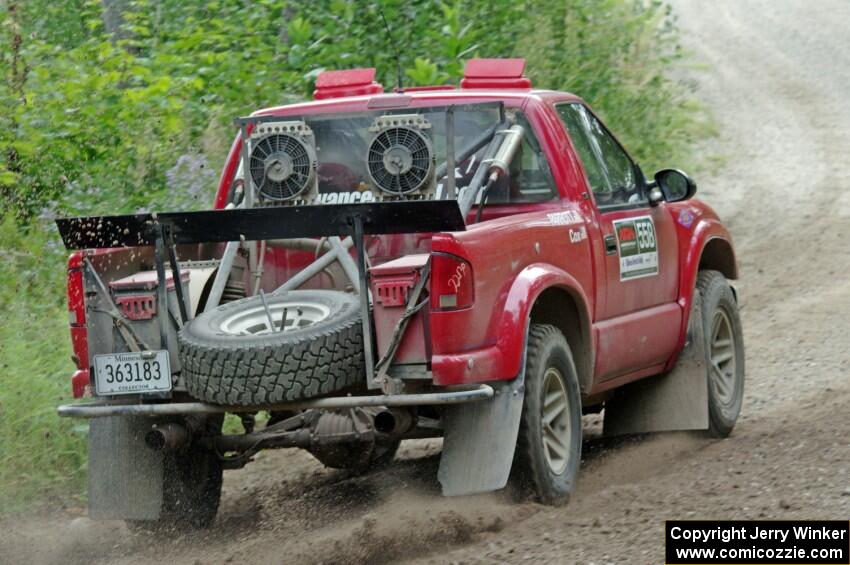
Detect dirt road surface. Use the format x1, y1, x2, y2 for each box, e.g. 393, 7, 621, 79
2, 1, 848, 563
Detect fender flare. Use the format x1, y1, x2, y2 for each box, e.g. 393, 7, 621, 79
495, 263, 593, 385
668, 219, 738, 369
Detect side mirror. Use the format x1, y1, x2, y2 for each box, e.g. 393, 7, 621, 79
653, 169, 697, 203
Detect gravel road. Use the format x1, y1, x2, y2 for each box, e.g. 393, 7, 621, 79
2, 1, 848, 563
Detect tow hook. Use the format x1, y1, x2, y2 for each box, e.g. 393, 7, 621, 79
144, 422, 190, 452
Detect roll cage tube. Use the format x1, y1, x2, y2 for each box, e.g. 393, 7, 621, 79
457, 124, 525, 218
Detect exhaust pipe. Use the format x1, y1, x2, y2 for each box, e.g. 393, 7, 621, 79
374, 408, 415, 435
144, 423, 190, 452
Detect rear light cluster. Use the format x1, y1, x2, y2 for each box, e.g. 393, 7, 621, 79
68, 256, 85, 326
67, 252, 90, 398
430, 253, 474, 310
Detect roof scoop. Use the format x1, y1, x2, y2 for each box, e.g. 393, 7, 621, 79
460, 58, 532, 89
313, 68, 384, 100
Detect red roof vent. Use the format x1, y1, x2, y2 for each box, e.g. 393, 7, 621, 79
313, 68, 384, 100
460, 58, 532, 89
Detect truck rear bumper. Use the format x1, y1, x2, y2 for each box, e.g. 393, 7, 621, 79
57, 384, 494, 419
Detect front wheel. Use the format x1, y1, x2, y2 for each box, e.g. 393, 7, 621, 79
697, 270, 745, 437
511, 324, 583, 505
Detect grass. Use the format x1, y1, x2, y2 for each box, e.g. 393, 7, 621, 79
0, 217, 87, 513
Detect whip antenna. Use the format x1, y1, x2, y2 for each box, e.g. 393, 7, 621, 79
380, 9, 404, 91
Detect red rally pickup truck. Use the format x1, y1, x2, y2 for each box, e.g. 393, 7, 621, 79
57, 58, 743, 531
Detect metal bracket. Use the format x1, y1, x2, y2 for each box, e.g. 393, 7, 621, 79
153, 221, 171, 350
443, 107, 456, 200
160, 224, 190, 323
84, 259, 150, 352
350, 214, 378, 389
374, 259, 431, 384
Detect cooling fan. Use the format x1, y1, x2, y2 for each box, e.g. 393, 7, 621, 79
249, 121, 317, 202
367, 114, 435, 197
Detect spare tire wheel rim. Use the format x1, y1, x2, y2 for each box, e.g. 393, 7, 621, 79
709, 308, 737, 406
542, 367, 571, 475
219, 301, 331, 336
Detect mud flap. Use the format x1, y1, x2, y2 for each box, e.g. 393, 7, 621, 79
88, 416, 163, 520
603, 291, 709, 435
438, 353, 526, 496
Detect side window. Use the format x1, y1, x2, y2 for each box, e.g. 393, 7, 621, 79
556, 104, 609, 195
582, 108, 640, 205
557, 103, 643, 208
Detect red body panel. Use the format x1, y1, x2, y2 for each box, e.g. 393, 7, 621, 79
589, 204, 682, 381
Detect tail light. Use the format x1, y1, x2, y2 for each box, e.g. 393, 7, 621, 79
67, 252, 90, 398
68, 252, 85, 326
430, 252, 474, 310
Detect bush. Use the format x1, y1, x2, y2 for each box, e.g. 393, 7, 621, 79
521, 0, 708, 172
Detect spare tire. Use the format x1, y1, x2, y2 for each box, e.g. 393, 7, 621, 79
178, 290, 365, 406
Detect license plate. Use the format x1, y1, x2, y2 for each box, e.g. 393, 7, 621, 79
93, 350, 172, 396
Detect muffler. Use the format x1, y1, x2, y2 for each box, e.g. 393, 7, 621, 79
144, 422, 190, 452
374, 408, 415, 435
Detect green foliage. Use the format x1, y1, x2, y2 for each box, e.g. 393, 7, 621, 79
521, 0, 709, 171
0, 0, 704, 510
0, 216, 87, 512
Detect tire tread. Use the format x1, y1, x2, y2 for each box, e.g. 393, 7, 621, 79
512, 323, 582, 505
696, 269, 745, 438
178, 296, 364, 406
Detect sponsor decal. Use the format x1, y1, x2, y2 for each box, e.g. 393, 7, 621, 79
313, 190, 376, 204
677, 208, 695, 228
614, 216, 659, 280
569, 226, 587, 243
547, 210, 582, 226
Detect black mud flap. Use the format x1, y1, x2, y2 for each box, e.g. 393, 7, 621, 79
88, 416, 163, 520
603, 291, 709, 435
438, 353, 526, 496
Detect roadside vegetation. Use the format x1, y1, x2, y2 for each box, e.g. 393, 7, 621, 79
0, 0, 704, 512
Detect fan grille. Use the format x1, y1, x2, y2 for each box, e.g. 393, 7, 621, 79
249, 134, 314, 201
367, 127, 433, 195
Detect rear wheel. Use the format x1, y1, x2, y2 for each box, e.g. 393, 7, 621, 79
511, 324, 582, 505
127, 443, 223, 533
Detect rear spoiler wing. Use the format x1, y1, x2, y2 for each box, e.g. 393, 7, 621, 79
55, 200, 466, 250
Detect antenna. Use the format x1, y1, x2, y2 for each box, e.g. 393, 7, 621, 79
380, 8, 403, 91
